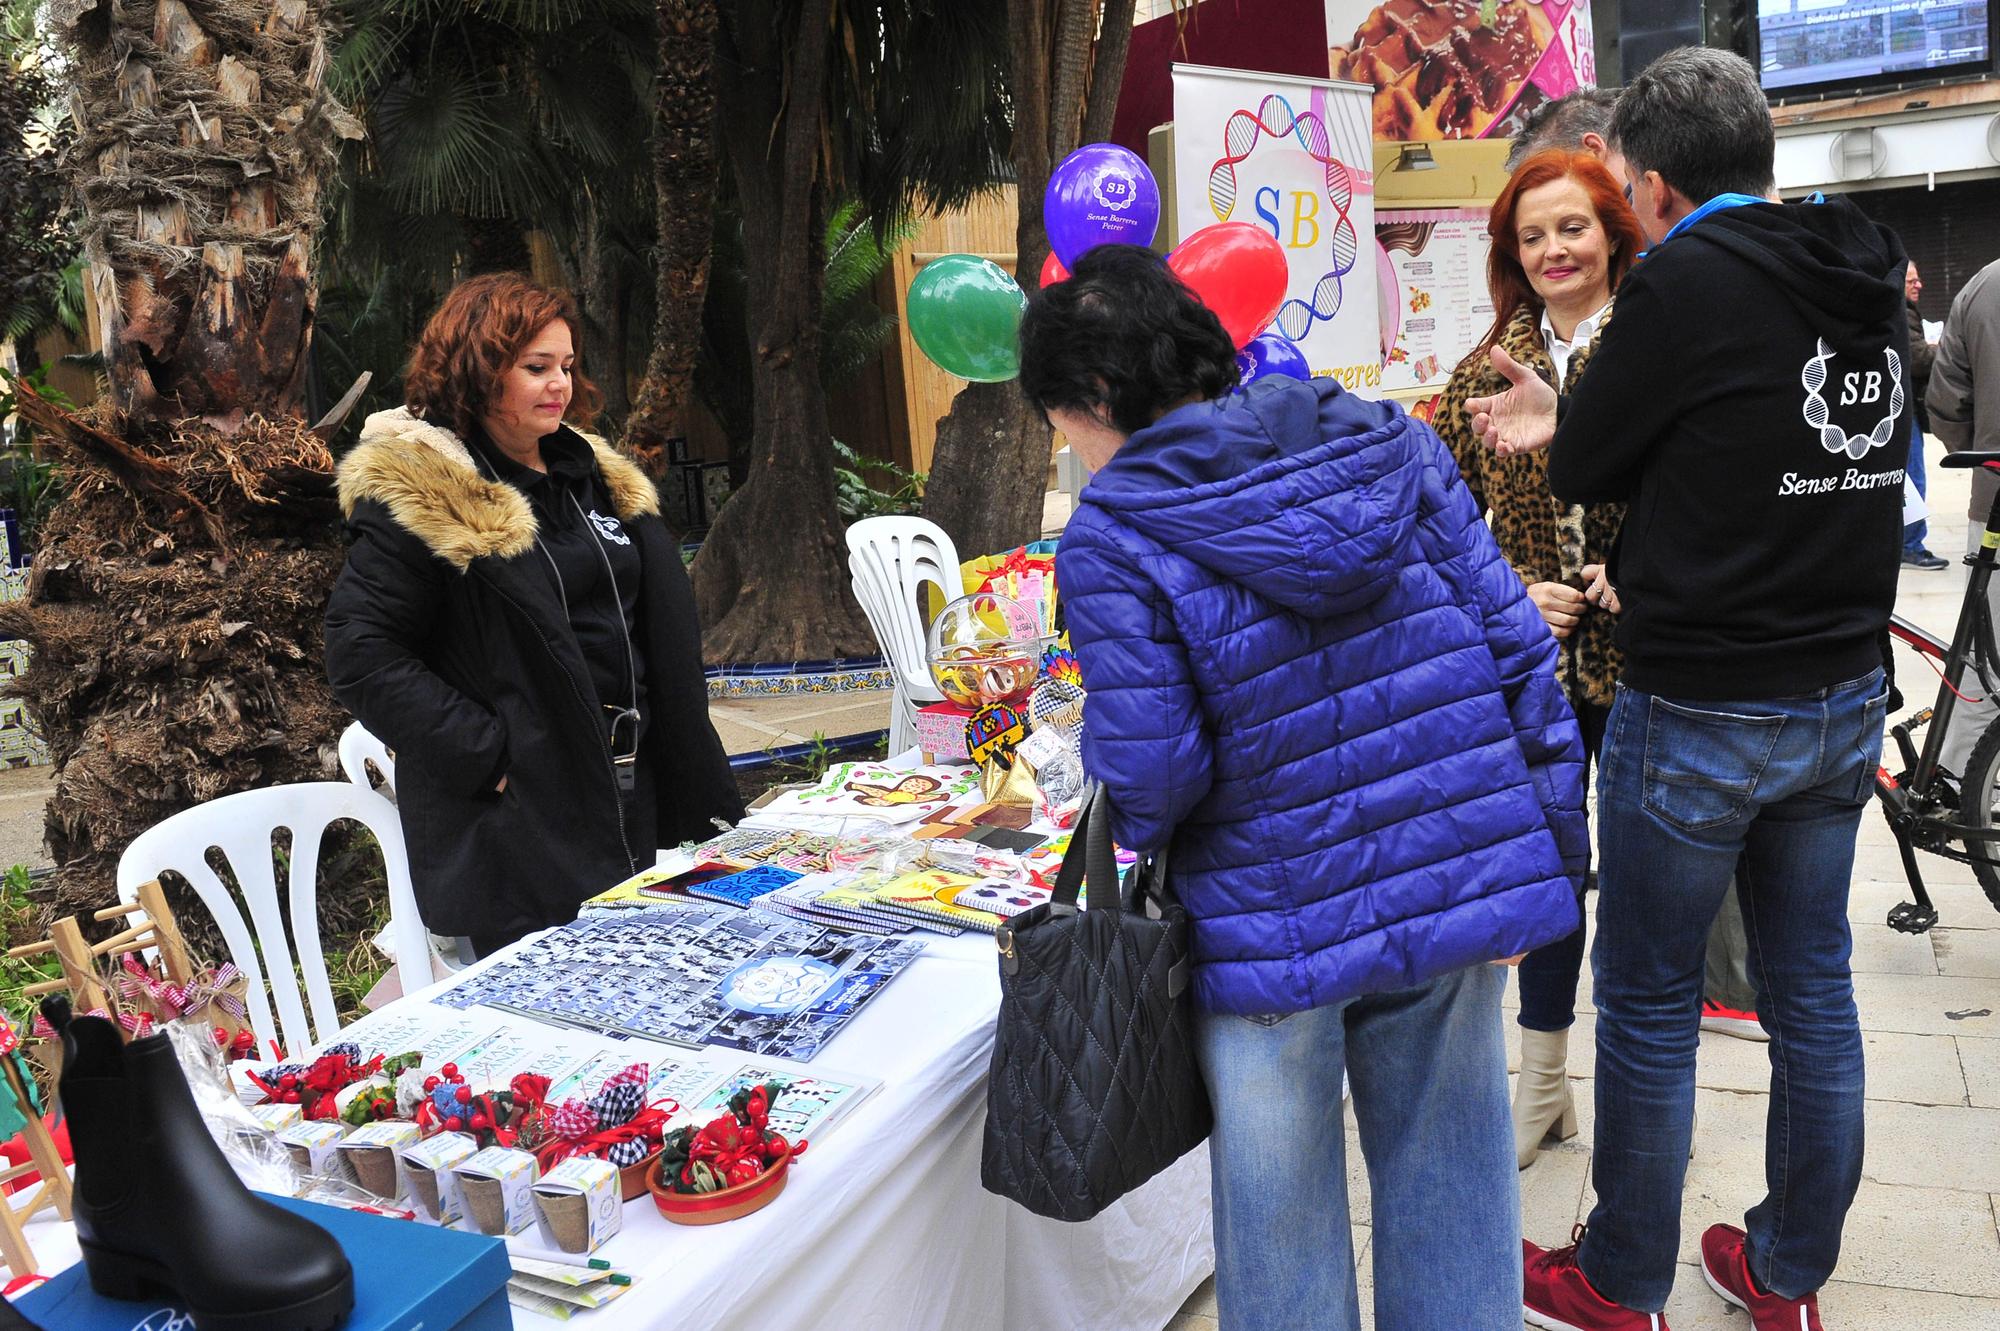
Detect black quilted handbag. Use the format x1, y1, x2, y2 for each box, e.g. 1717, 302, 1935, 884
980, 782, 1213, 1221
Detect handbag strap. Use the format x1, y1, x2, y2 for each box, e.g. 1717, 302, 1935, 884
1049, 782, 1119, 917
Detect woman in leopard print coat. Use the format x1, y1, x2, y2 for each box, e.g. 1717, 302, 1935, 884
1432, 149, 1646, 1168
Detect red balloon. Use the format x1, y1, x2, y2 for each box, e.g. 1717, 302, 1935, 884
1166, 223, 1289, 348
1039, 251, 1070, 289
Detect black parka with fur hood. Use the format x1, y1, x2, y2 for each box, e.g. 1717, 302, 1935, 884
325, 407, 743, 939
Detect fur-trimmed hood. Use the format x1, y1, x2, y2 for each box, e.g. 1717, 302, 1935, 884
336, 406, 661, 571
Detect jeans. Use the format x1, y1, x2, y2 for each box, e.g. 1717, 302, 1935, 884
1904, 418, 1929, 553
1940, 522, 1997, 775
1517, 702, 1762, 1030
1578, 672, 1887, 1311
1196, 963, 1518, 1331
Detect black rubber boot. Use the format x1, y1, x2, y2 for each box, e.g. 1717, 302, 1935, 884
45, 997, 353, 1330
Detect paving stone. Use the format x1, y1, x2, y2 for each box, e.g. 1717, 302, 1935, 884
1848, 920, 1942, 975
1935, 926, 2000, 978
1961, 1037, 2000, 1109
1852, 971, 2000, 1038
1861, 1099, 2000, 1193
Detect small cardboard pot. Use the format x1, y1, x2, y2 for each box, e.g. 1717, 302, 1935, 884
645, 1150, 792, 1226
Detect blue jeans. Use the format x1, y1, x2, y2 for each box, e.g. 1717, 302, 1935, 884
1905, 417, 1929, 552
1578, 672, 1887, 1311
1195, 963, 1518, 1331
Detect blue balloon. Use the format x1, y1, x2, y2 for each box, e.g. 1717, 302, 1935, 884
1044, 143, 1162, 268
1236, 333, 1313, 386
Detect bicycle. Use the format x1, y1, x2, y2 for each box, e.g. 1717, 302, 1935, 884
1874, 449, 2000, 933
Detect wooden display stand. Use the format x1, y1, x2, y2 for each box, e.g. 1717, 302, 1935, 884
0, 880, 196, 1276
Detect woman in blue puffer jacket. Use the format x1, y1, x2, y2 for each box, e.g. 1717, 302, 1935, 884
1020, 245, 1585, 1331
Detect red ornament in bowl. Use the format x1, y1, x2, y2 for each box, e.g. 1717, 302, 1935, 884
644, 1149, 795, 1226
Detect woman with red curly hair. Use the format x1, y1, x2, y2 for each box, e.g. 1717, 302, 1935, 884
1433, 149, 1644, 1166
326, 273, 741, 957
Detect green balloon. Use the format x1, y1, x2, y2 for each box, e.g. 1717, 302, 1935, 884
907, 254, 1026, 382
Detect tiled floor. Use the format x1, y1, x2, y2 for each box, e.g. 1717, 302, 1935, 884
1165, 442, 2000, 1329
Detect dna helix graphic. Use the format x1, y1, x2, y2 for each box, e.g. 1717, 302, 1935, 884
1207, 94, 1361, 338
1801, 338, 1905, 460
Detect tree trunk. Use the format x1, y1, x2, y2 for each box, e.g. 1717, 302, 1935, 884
686, 0, 871, 664
13, 0, 356, 928
625, 0, 721, 477
62, 0, 358, 429
1081, 0, 1137, 146
577, 194, 632, 431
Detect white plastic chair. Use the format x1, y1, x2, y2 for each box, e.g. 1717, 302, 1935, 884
115, 782, 433, 1057
846, 516, 962, 753
337, 720, 396, 799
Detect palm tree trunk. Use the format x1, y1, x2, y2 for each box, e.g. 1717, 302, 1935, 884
6, 0, 356, 926
685, 0, 872, 663
925, 0, 1138, 557
625, 0, 722, 477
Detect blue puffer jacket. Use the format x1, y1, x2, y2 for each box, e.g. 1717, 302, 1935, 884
1059, 378, 1586, 1016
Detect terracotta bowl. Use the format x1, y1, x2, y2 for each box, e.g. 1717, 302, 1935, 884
618, 1150, 660, 1202
644, 1150, 793, 1226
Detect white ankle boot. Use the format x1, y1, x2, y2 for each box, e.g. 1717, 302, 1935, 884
1514, 1026, 1578, 1169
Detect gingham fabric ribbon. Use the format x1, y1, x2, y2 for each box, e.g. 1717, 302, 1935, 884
113, 955, 246, 1023
32, 1006, 108, 1039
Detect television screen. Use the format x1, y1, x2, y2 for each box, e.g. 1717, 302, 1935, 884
1757, 0, 1991, 93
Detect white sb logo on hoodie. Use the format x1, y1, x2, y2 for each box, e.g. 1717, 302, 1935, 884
587, 509, 632, 546
1800, 339, 1904, 461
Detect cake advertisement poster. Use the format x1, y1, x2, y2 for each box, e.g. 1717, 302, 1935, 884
1376, 208, 1494, 391
1326, 0, 1596, 142
1170, 65, 1381, 393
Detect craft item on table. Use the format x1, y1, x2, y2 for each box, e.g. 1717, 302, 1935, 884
803, 875, 945, 935
913, 700, 976, 761
693, 1064, 878, 1143
532, 1157, 623, 1254
401, 1131, 480, 1225
756, 873, 914, 937
928, 591, 1047, 708
694, 825, 809, 864
507, 1273, 632, 1319
442, 1027, 595, 1096
1019, 724, 1085, 808
635, 861, 739, 900
961, 546, 1060, 637
430, 906, 927, 1062
211, 1026, 259, 1062
643, 1057, 727, 1112
752, 761, 981, 825
649, 1081, 803, 1225
411, 1063, 551, 1152
110, 952, 252, 1042
966, 702, 1028, 769
245, 1042, 410, 1121
865, 869, 1006, 935
582, 862, 683, 907
1028, 677, 1087, 738
535, 1063, 672, 1201
456, 1145, 541, 1236
338, 1118, 424, 1200
1040, 642, 1082, 687
249, 1101, 304, 1132
685, 863, 805, 909
953, 879, 1053, 920
277, 1119, 351, 1184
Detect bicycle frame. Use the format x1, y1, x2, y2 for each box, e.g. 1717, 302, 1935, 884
1875, 476, 2000, 931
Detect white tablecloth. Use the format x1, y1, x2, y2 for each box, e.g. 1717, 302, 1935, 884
31, 928, 1214, 1331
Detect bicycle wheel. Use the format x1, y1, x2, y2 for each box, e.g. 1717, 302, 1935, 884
1956, 716, 2000, 910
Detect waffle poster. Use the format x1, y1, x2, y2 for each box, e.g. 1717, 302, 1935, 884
1326, 0, 1596, 141
1376, 208, 1493, 391
1170, 65, 1381, 392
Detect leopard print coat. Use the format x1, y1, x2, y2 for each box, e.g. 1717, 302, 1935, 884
1434, 303, 1626, 711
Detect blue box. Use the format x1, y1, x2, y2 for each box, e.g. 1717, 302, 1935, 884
20, 1193, 513, 1330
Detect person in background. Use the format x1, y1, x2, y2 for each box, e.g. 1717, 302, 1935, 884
1468, 48, 1905, 1331
1903, 260, 1947, 569
326, 274, 743, 958
1929, 256, 2000, 773
1022, 243, 1584, 1331
1435, 149, 1644, 1168
1505, 87, 1622, 173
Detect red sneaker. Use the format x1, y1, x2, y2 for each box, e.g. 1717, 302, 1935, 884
1700, 1223, 1824, 1330
1524, 1225, 1673, 1330
1700, 999, 1769, 1042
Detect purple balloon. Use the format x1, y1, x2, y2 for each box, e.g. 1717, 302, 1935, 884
1236, 333, 1313, 386
1044, 143, 1162, 268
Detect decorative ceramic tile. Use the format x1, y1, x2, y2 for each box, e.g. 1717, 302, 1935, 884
705, 659, 893, 700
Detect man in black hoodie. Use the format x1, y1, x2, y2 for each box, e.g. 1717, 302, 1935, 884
1474, 48, 1905, 1331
